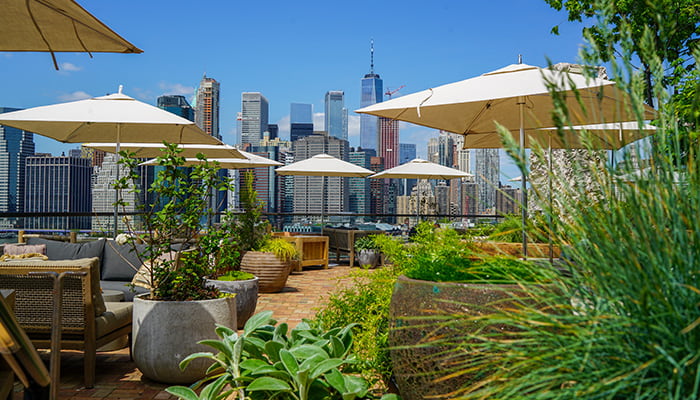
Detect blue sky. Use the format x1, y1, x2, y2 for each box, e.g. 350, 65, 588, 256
0, 0, 590, 181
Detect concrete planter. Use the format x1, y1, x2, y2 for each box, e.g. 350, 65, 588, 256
132, 294, 236, 384
356, 249, 381, 268
205, 277, 258, 329
389, 275, 525, 400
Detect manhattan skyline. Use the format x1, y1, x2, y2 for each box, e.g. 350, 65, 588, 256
0, 0, 591, 180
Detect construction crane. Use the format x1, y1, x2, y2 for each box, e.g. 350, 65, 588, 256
385, 85, 405, 99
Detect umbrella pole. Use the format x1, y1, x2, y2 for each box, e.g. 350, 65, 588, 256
548, 137, 553, 264
519, 97, 528, 258
113, 127, 121, 238
321, 175, 325, 227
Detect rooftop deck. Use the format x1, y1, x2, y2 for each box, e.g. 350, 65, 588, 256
13, 263, 356, 400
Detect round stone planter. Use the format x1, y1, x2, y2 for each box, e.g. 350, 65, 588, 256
206, 277, 258, 329
132, 294, 236, 384
240, 251, 292, 293
356, 249, 381, 268
389, 275, 526, 400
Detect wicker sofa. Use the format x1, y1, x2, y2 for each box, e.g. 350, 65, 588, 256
22, 237, 150, 301
0, 257, 132, 388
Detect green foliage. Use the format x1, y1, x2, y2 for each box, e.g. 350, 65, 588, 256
487, 214, 550, 243
439, 5, 700, 399
167, 311, 397, 400
354, 235, 380, 251
315, 265, 405, 392
545, 0, 699, 107
216, 270, 255, 281
257, 237, 299, 261
464, 222, 497, 238
238, 171, 269, 253
115, 142, 228, 300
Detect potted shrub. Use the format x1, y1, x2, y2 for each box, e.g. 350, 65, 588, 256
374, 222, 554, 399
199, 210, 259, 330
240, 236, 298, 293
235, 174, 299, 293
354, 235, 382, 268
116, 144, 237, 384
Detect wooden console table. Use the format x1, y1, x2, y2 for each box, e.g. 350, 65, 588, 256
278, 235, 329, 272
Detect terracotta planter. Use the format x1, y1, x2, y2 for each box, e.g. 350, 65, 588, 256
389, 275, 527, 400
206, 277, 258, 329
239, 251, 292, 293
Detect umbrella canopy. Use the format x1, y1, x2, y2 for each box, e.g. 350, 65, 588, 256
356, 63, 655, 137
0, 89, 221, 145
84, 142, 244, 159
140, 152, 282, 169
465, 122, 657, 150
369, 158, 472, 180
275, 154, 373, 177
0, 0, 142, 68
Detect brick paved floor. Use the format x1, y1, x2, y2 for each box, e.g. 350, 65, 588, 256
12, 263, 356, 400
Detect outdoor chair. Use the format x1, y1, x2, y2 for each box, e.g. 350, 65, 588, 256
0, 258, 132, 388
0, 291, 51, 400
322, 228, 384, 267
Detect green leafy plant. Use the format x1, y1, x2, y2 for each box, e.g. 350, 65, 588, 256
238, 171, 269, 253
354, 236, 380, 251
257, 237, 298, 261
115, 142, 231, 300
166, 311, 398, 400
216, 270, 255, 281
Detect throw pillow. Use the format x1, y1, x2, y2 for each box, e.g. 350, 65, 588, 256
3, 243, 46, 256
101, 240, 148, 281
130, 251, 178, 290
26, 237, 105, 261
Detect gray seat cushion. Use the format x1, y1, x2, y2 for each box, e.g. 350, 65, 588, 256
96, 302, 132, 337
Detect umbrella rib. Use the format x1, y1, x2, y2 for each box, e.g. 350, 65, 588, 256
34, 0, 143, 53
71, 19, 93, 58
26, 0, 58, 69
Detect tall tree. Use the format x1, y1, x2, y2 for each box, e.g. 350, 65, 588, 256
546, 0, 700, 108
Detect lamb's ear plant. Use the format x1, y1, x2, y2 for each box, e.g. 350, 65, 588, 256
167, 310, 399, 400
420, 5, 700, 400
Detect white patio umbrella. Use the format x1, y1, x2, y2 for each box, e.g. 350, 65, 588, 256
0, 86, 223, 235
275, 154, 374, 223
465, 121, 657, 149
0, 0, 142, 69
357, 62, 656, 256
369, 158, 473, 221
84, 142, 244, 159
139, 152, 282, 169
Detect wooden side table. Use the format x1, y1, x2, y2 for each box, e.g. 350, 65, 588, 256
280, 235, 329, 272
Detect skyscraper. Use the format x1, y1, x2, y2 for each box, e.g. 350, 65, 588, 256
291, 134, 349, 220
325, 91, 347, 141
194, 75, 221, 140
348, 148, 375, 215
399, 143, 417, 196
290, 103, 313, 142
25, 155, 91, 230
0, 107, 34, 228
399, 143, 416, 165
158, 95, 195, 122
240, 92, 269, 147
91, 153, 139, 233
378, 117, 399, 169
360, 40, 383, 151
473, 149, 500, 213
